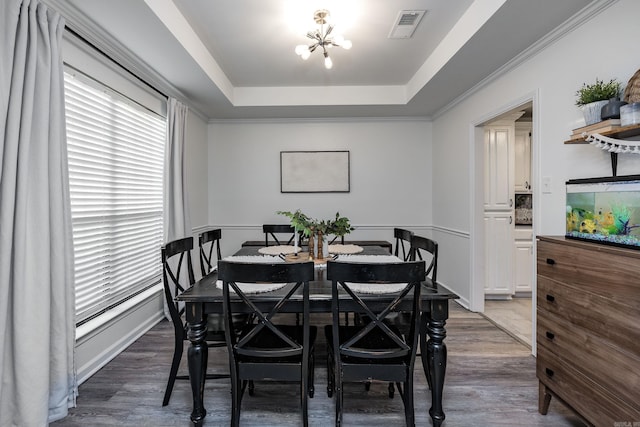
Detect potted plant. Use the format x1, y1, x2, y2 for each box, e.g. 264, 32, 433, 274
575, 78, 622, 125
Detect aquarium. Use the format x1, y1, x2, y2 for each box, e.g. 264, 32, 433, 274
566, 175, 640, 249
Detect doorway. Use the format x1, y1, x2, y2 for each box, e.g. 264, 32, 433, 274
471, 97, 537, 351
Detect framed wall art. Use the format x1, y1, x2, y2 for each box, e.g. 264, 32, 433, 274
280, 150, 350, 193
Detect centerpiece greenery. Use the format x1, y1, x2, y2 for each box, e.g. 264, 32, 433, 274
277, 210, 354, 259
277, 210, 354, 237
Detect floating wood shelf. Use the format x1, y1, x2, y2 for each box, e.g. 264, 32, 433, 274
565, 122, 640, 144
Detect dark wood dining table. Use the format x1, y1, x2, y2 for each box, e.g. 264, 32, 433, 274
176, 244, 458, 427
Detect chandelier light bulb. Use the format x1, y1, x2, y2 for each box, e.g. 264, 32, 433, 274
301, 50, 311, 60
295, 44, 308, 56
324, 53, 333, 69
342, 39, 352, 50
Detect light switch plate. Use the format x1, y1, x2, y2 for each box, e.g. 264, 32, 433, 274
542, 176, 552, 193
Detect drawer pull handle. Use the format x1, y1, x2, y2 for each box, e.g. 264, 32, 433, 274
545, 331, 555, 340
546, 294, 555, 302
546, 258, 556, 265
545, 368, 554, 378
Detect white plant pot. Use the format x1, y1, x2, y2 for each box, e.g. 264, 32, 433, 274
580, 100, 608, 125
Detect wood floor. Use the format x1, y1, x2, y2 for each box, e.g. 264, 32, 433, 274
53, 301, 585, 426
483, 298, 533, 347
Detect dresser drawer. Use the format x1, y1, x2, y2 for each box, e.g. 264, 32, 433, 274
537, 311, 640, 412
537, 345, 639, 425
537, 239, 640, 309
537, 275, 640, 353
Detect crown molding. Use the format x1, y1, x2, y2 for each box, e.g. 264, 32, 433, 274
208, 116, 432, 125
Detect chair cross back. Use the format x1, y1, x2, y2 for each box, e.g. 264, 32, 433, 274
410, 235, 438, 282
263, 224, 296, 246
327, 261, 425, 359
162, 237, 195, 322
218, 261, 314, 358
199, 228, 222, 276
393, 228, 414, 261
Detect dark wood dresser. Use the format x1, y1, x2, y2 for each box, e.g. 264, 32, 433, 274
536, 236, 640, 425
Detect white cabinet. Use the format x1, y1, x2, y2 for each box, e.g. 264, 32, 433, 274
514, 122, 532, 193
484, 212, 514, 297
484, 125, 514, 210
513, 228, 533, 294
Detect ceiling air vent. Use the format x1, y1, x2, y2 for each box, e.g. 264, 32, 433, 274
388, 10, 426, 39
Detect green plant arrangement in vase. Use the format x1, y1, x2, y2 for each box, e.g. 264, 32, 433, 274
575, 78, 622, 125
276, 210, 354, 259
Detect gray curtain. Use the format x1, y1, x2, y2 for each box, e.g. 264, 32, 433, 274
0, 0, 76, 425
163, 98, 192, 318
163, 97, 192, 243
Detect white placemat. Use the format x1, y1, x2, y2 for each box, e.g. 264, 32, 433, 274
218, 255, 288, 293
328, 244, 364, 254
258, 245, 299, 255
216, 280, 288, 294
335, 254, 407, 294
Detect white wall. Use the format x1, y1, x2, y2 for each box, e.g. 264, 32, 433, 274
207, 119, 433, 255
431, 0, 640, 307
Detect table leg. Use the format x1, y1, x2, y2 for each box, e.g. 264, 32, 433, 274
426, 300, 448, 427
187, 314, 208, 426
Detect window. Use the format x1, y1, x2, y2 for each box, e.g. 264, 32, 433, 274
64, 70, 166, 325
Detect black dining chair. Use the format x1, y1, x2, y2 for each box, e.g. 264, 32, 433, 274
218, 260, 317, 427
410, 234, 438, 281
409, 234, 439, 390
161, 236, 230, 406
263, 224, 296, 246
325, 260, 426, 427
199, 228, 222, 277
394, 228, 414, 261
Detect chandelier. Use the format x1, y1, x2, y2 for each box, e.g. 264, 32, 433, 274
294, 9, 352, 69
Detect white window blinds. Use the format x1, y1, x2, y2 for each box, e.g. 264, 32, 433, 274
64, 70, 166, 325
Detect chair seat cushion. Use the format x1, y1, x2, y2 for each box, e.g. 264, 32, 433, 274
237, 324, 317, 362
324, 324, 408, 364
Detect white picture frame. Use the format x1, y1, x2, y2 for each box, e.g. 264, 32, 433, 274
280, 151, 350, 193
